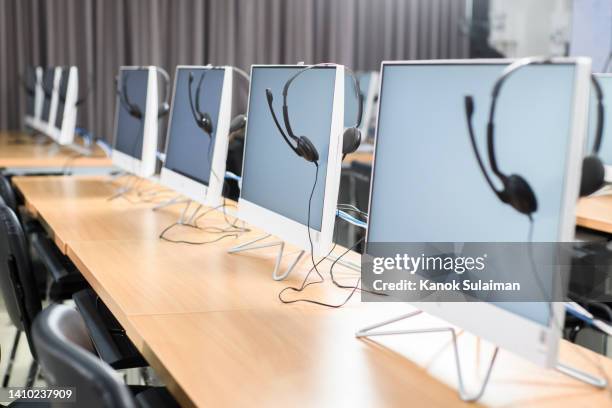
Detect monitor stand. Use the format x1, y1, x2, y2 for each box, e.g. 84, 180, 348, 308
106, 172, 134, 201
355, 310, 607, 403
152, 194, 189, 211
228, 234, 305, 281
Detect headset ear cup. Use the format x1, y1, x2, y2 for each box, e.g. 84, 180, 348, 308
580, 155, 605, 196
158, 102, 170, 118
201, 113, 213, 135
504, 174, 537, 216
131, 108, 143, 120
342, 127, 361, 155
296, 136, 319, 163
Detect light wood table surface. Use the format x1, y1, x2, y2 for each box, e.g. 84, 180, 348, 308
0, 131, 112, 169
344, 150, 373, 164
576, 192, 612, 235
13, 175, 179, 253
129, 307, 612, 408
12, 175, 612, 408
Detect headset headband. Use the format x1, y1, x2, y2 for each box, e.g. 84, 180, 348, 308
156, 66, 170, 107
282, 63, 363, 139
489, 57, 604, 172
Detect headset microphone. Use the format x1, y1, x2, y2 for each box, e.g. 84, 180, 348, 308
75, 71, 94, 107
464, 94, 537, 217
19, 74, 35, 97
266, 88, 319, 163
118, 73, 143, 120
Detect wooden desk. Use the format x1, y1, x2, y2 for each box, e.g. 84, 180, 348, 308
12, 175, 612, 407
344, 150, 373, 164
130, 308, 612, 408
0, 131, 112, 170
576, 193, 612, 234
14, 175, 179, 253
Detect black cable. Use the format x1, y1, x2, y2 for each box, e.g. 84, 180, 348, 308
306, 163, 325, 283
278, 236, 365, 308
158, 222, 238, 245
220, 198, 250, 232
61, 152, 84, 175
194, 204, 227, 226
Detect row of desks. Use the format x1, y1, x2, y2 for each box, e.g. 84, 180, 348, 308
4, 132, 612, 407
0, 131, 112, 172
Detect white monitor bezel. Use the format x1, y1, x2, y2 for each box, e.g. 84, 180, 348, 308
31, 67, 57, 135
238, 64, 344, 257
45, 67, 62, 139
160, 65, 234, 207
366, 57, 592, 368
49, 66, 79, 146
111, 66, 159, 178
24, 67, 43, 129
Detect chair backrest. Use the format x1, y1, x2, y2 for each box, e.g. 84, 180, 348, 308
0, 175, 18, 213
32, 304, 137, 408
349, 160, 372, 213
0, 204, 42, 356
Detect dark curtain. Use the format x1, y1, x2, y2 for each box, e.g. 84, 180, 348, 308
0, 0, 469, 140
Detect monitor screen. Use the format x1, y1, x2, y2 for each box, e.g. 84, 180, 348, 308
587, 75, 612, 166
24, 66, 36, 116
54, 68, 70, 129
41, 68, 55, 122
367, 62, 578, 326
344, 72, 373, 130
240, 66, 336, 232
164, 67, 225, 186
114, 68, 149, 159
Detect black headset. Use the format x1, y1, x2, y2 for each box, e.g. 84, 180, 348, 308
266, 63, 364, 164
41, 68, 55, 101
582, 74, 606, 196
464, 57, 605, 218
117, 67, 171, 120
157, 67, 171, 118
19, 69, 36, 97
188, 71, 213, 137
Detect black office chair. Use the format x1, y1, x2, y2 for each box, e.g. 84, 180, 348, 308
335, 160, 371, 252
0, 204, 145, 388
33, 304, 179, 408
0, 174, 88, 301
0, 203, 43, 387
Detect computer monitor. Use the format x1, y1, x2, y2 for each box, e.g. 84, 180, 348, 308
39, 67, 59, 129
32, 67, 44, 127
112, 66, 160, 178
239, 65, 344, 256
366, 59, 591, 367
588, 74, 612, 182
161, 66, 233, 206
23, 66, 39, 129
49, 66, 78, 145
344, 71, 379, 138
